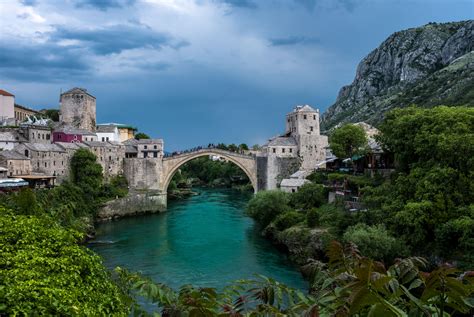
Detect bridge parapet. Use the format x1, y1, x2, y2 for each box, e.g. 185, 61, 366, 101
163, 148, 256, 161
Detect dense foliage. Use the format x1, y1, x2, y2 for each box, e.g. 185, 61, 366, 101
117, 241, 474, 316
134, 132, 150, 140
0, 208, 129, 316
329, 124, 368, 159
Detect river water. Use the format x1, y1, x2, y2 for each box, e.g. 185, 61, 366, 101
89, 188, 306, 291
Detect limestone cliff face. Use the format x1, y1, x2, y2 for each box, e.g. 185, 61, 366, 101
321, 20, 474, 130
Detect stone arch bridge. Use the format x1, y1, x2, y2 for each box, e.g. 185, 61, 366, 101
123, 148, 267, 210
162, 149, 258, 193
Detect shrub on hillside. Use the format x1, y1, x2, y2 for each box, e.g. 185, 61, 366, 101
306, 208, 320, 228
273, 211, 305, 231
246, 190, 290, 227
343, 223, 406, 263
0, 208, 129, 316
289, 183, 327, 210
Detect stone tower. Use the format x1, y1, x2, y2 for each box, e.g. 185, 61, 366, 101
285, 105, 328, 170
59, 88, 96, 131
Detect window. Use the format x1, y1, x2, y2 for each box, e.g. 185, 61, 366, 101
46, 134, 50, 140
144, 145, 148, 149
304, 115, 307, 119
289, 148, 292, 153
102, 137, 105, 142
144, 152, 148, 158
310, 126, 314, 132
292, 189, 296, 193
53, 161, 56, 166
313, 115, 316, 120
154, 145, 157, 149
272, 148, 276, 153
282, 148, 285, 153
109, 156, 112, 161
44, 162, 47, 167
153, 152, 158, 158
106, 137, 109, 141
24, 150, 29, 157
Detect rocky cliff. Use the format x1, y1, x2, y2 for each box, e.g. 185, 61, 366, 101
321, 20, 474, 130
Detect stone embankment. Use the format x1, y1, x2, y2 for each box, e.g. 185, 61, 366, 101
96, 190, 166, 221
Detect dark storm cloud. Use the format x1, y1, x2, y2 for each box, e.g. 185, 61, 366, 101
75, 0, 136, 11
51, 24, 189, 55
0, 43, 90, 81
269, 36, 320, 46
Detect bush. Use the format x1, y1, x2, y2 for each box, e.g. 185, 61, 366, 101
273, 211, 305, 231
343, 223, 406, 263
0, 209, 129, 316
306, 208, 320, 227
101, 175, 129, 199
289, 183, 327, 209
246, 190, 290, 227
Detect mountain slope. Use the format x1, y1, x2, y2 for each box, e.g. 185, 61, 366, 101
321, 20, 474, 130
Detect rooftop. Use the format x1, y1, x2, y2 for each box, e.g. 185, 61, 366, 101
23, 143, 65, 152
61, 87, 96, 99
54, 126, 97, 136
0, 89, 14, 97
280, 178, 310, 187
292, 105, 317, 113
268, 136, 297, 146
96, 125, 118, 133
0, 150, 29, 160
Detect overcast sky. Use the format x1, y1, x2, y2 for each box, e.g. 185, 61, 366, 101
0, 0, 472, 150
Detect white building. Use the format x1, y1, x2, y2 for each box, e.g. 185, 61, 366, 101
0, 89, 15, 124
96, 124, 120, 142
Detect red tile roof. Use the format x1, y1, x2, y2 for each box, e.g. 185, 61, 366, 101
0, 89, 15, 97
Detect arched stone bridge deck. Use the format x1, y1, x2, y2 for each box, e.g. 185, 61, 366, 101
161, 149, 258, 192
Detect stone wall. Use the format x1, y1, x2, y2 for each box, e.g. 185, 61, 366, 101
96, 190, 166, 221
60, 90, 96, 131
123, 157, 162, 191
265, 155, 301, 190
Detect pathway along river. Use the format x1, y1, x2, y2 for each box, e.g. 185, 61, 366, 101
89, 188, 306, 291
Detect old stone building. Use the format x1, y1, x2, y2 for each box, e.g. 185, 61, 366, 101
0, 150, 31, 177
19, 124, 52, 144
14, 104, 41, 125
285, 105, 328, 170
0, 89, 15, 125
59, 88, 96, 131
0, 128, 27, 150
83, 141, 125, 180
123, 139, 164, 158
15, 143, 69, 180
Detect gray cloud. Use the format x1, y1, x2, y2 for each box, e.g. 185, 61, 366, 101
216, 0, 257, 9
19, 0, 38, 6
294, 0, 358, 11
269, 36, 320, 46
75, 0, 136, 11
50, 24, 189, 55
0, 43, 90, 81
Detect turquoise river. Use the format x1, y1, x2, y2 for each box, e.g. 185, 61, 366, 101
89, 188, 306, 291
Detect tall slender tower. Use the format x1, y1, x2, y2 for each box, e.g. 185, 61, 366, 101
59, 87, 96, 131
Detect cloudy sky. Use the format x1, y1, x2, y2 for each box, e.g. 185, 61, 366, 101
0, 0, 472, 150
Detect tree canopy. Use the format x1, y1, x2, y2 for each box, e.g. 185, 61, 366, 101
134, 132, 150, 140
329, 124, 368, 159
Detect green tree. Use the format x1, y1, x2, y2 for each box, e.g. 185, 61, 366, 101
70, 149, 103, 199
40, 108, 60, 121
134, 132, 150, 140
343, 223, 406, 263
238, 143, 249, 151
0, 209, 129, 316
329, 124, 368, 159
246, 190, 290, 227
273, 211, 305, 231
227, 143, 238, 152
289, 183, 326, 210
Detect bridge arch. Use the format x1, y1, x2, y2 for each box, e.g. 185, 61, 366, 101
161, 149, 258, 194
